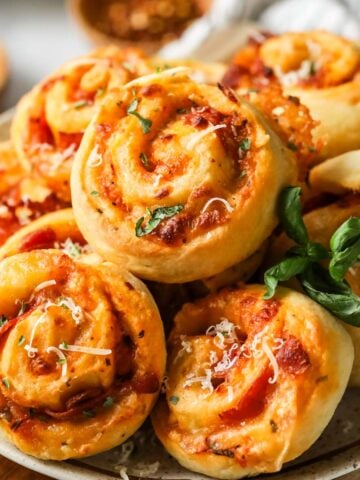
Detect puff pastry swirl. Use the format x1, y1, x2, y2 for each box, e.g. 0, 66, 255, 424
0, 249, 165, 459
71, 73, 296, 283
152, 284, 353, 478
224, 30, 360, 159
11, 46, 152, 201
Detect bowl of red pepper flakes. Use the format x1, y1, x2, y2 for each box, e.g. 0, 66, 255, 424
68, 0, 212, 55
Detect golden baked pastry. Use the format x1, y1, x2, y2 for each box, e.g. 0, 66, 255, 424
269, 195, 360, 386
224, 30, 360, 160
0, 249, 165, 459
71, 72, 296, 283
152, 284, 353, 478
309, 149, 360, 194
0, 142, 69, 246
11, 46, 153, 202
0, 209, 85, 259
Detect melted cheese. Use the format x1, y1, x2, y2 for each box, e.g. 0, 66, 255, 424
34, 280, 57, 292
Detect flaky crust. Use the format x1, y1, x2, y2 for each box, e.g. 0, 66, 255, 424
269, 196, 360, 386
0, 250, 165, 459
11, 46, 153, 201
71, 74, 296, 283
152, 284, 353, 479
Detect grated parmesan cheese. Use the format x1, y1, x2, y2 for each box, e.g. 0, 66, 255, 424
125, 66, 190, 88
24, 311, 48, 358
206, 318, 238, 349
129, 462, 160, 477
274, 60, 317, 87
272, 106, 285, 116
59, 343, 112, 355
187, 124, 226, 150
46, 346, 67, 377
50, 144, 77, 172
262, 338, 280, 384
88, 145, 102, 167
54, 297, 83, 325
34, 280, 57, 292
184, 368, 213, 394
116, 440, 135, 463
201, 197, 234, 214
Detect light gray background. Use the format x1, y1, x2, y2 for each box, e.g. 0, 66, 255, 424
0, 0, 90, 112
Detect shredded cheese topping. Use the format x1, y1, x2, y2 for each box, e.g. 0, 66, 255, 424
187, 124, 226, 150
184, 368, 213, 394
88, 145, 103, 167
59, 343, 112, 355
261, 337, 280, 384
125, 66, 191, 87
24, 311, 48, 358
201, 197, 234, 214
34, 280, 57, 292
274, 60, 317, 87
46, 346, 67, 377
53, 297, 83, 325
206, 318, 238, 349
50, 144, 77, 172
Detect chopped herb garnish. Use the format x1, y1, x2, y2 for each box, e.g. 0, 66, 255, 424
90, 190, 99, 196
2, 378, 10, 389
239, 171, 247, 180
287, 142, 298, 152
18, 301, 29, 316
135, 204, 184, 237
309, 61, 316, 76
239, 138, 251, 152
73, 100, 90, 109
17, 335, 25, 346
60, 341, 69, 350
139, 152, 150, 170
308, 146, 317, 153
127, 98, 152, 134
83, 409, 96, 418
96, 87, 106, 97
57, 358, 67, 365
169, 395, 179, 405
103, 396, 114, 408
176, 108, 187, 114
0, 315, 8, 327
248, 88, 259, 93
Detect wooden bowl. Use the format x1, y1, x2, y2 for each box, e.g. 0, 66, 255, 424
68, 0, 212, 55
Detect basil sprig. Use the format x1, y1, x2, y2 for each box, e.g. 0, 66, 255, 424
127, 99, 152, 134
135, 205, 184, 237
264, 186, 360, 326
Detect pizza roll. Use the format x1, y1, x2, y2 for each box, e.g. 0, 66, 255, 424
0, 209, 87, 260
0, 143, 69, 246
152, 284, 353, 478
0, 249, 165, 459
269, 195, 360, 387
225, 30, 360, 160
11, 46, 152, 201
71, 72, 296, 283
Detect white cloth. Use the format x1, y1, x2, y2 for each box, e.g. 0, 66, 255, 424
159, 0, 360, 61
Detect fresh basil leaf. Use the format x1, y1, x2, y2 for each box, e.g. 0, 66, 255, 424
329, 217, 360, 281
330, 217, 360, 252
135, 204, 184, 237
329, 238, 360, 282
306, 242, 329, 261
300, 264, 360, 326
279, 186, 308, 246
264, 256, 311, 299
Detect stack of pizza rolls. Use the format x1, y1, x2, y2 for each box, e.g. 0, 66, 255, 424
0, 30, 357, 477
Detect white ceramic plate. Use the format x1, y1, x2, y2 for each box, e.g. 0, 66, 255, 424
0, 110, 359, 480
